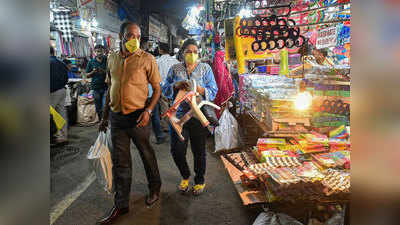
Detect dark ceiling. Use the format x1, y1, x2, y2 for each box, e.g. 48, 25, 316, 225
141, 0, 197, 19
114, 0, 199, 20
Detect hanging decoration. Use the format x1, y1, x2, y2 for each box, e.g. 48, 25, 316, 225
279, 48, 290, 76
53, 11, 74, 42
182, 5, 205, 31
236, 14, 306, 52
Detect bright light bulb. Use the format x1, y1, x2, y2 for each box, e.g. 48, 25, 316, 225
238, 8, 253, 18
294, 92, 312, 111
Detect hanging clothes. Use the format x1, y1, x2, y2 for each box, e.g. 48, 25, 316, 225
212, 49, 235, 118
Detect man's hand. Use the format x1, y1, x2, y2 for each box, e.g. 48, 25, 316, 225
174, 80, 191, 91
137, 111, 150, 127
99, 119, 109, 133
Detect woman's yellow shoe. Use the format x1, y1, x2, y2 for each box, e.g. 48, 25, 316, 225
192, 184, 206, 196
178, 179, 190, 192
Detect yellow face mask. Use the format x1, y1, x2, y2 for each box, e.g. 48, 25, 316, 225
185, 53, 198, 65
125, 38, 140, 53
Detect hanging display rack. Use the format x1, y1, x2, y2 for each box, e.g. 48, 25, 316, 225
290, 2, 351, 15
297, 18, 351, 27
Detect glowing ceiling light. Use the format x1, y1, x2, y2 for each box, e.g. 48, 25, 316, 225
238, 8, 253, 18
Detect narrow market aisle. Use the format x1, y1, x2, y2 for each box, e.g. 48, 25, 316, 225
51, 125, 261, 225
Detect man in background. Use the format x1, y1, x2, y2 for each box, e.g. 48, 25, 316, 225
156, 43, 180, 133
50, 46, 69, 145
86, 45, 107, 119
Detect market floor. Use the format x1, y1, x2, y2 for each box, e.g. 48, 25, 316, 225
51, 124, 261, 225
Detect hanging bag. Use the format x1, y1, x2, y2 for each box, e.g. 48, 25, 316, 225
87, 130, 114, 194
214, 109, 239, 152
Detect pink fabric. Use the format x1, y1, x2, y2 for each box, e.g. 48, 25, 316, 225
212, 50, 234, 118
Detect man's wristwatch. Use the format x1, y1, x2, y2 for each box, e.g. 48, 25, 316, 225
145, 108, 152, 115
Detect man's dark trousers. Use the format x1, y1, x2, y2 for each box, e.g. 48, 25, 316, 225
93, 88, 107, 119
110, 109, 162, 209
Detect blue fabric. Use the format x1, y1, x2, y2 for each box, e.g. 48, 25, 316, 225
50, 56, 68, 93
86, 56, 107, 90
162, 62, 218, 118
68, 71, 77, 78
148, 84, 153, 97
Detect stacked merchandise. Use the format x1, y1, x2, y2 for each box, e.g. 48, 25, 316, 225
230, 129, 351, 203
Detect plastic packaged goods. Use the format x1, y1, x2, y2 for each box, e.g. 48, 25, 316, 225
321, 169, 350, 196
266, 167, 301, 185
294, 162, 325, 180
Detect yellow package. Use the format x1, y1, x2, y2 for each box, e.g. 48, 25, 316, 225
50, 106, 66, 131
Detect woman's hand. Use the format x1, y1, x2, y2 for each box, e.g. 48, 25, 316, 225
197, 85, 205, 96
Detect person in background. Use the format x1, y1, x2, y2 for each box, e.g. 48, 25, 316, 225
162, 39, 218, 196
173, 47, 180, 59
154, 43, 180, 139
157, 43, 180, 86
76, 57, 88, 78
97, 21, 162, 224
63, 59, 76, 79
211, 43, 234, 118
142, 42, 168, 144
86, 44, 107, 119
50, 46, 69, 145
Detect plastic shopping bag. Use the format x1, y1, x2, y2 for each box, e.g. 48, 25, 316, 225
214, 109, 239, 152
252, 211, 304, 225
87, 130, 114, 194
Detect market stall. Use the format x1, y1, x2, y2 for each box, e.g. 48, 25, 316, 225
214, 0, 351, 224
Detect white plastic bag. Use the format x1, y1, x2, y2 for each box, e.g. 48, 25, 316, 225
214, 109, 239, 152
253, 211, 304, 225
87, 130, 114, 194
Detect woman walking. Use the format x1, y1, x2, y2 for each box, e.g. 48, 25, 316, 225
162, 39, 218, 195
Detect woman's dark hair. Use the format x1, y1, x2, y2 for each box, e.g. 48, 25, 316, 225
181, 38, 198, 52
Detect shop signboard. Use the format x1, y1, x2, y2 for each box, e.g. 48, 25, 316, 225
149, 15, 161, 41
77, 0, 96, 21
95, 0, 120, 33
159, 23, 169, 43
316, 27, 337, 49
224, 18, 236, 61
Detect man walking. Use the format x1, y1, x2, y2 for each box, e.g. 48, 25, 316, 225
156, 43, 180, 134
50, 46, 69, 145
86, 44, 107, 119
97, 21, 162, 224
